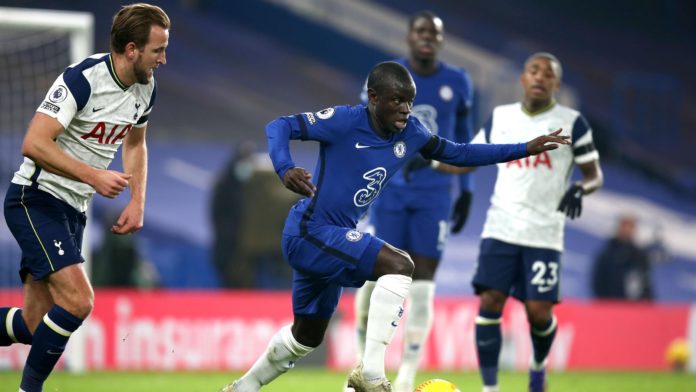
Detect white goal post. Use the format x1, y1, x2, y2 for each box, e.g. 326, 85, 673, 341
0, 7, 93, 373
0, 7, 93, 61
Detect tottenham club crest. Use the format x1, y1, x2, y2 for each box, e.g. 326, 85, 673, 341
393, 141, 406, 158
48, 85, 68, 103
346, 229, 363, 242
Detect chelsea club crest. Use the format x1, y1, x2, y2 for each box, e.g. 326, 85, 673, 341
345, 229, 363, 242
393, 141, 406, 158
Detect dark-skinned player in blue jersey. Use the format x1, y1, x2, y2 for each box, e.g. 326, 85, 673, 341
354, 11, 476, 392
220, 61, 569, 392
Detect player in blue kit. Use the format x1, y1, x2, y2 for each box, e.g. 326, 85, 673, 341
1, 4, 169, 392
220, 61, 568, 392
353, 11, 475, 392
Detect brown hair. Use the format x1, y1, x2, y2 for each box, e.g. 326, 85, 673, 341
111, 3, 170, 53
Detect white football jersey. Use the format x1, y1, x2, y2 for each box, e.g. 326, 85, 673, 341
471, 102, 599, 251
12, 53, 157, 212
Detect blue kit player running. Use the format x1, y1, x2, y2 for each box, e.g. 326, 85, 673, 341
469, 53, 604, 392
1, 4, 169, 392
220, 61, 569, 392
353, 11, 475, 392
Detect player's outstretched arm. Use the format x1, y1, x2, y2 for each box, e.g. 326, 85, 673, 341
282, 167, 316, 197
525, 128, 570, 155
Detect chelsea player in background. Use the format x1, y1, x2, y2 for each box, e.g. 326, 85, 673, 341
220, 61, 568, 392
353, 11, 475, 392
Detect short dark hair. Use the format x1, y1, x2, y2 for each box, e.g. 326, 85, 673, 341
525, 52, 563, 81
367, 61, 413, 94
111, 3, 170, 53
408, 10, 440, 30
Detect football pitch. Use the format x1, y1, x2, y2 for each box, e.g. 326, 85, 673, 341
1, 369, 694, 391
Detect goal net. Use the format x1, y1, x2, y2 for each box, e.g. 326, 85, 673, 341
0, 6, 93, 372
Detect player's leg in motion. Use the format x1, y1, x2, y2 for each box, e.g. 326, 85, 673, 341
393, 255, 436, 392
21, 265, 92, 392
354, 280, 376, 361
226, 322, 316, 392
526, 301, 557, 392
0, 307, 33, 347
349, 244, 413, 391
475, 289, 507, 392
1, 276, 53, 348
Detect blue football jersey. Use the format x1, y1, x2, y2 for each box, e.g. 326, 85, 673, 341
361, 59, 473, 191
266, 105, 527, 236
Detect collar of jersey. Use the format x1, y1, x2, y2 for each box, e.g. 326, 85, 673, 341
106, 54, 129, 91
521, 100, 556, 117
400, 57, 442, 78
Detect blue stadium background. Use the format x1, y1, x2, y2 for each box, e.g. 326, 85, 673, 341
0, 0, 694, 301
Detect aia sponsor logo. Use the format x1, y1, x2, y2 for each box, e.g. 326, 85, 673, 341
81, 122, 132, 144
506, 151, 552, 169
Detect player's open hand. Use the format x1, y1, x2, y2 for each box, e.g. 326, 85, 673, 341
525, 129, 570, 155
283, 167, 316, 197
91, 170, 132, 199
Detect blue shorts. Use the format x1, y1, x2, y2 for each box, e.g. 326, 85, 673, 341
3, 183, 86, 281
370, 186, 450, 260
282, 225, 384, 319
471, 238, 561, 303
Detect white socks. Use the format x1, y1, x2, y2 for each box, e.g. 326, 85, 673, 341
394, 280, 435, 391
234, 324, 313, 391
354, 280, 376, 361
362, 274, 412, 382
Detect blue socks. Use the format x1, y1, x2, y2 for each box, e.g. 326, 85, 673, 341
475, 309, 502, 387
1, 307, 33, 345
21, 305, 83, 392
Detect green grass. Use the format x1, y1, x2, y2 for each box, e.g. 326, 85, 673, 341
1, 369, 694, 391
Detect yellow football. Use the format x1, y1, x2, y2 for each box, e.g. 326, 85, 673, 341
414, 378, 461, 392
665, 338, 690, 371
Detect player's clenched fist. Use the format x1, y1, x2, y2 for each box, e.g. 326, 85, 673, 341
90, 170, 132, 199
283, 167, 316, 198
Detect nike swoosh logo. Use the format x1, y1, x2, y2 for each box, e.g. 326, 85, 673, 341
538, 285, 554, 293
47, 349, 63, 355
391, 321, 398, 327
92, 107, 105, 112
355, 142, 371, 149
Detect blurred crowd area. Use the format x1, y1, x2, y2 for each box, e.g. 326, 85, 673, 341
0, 0, 694, 301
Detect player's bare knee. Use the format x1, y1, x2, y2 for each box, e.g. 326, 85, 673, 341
393, 252, 414, 277
63, 290, 94, 319
527, 308, 553, 327
480, 290, 506, 312
72, 298, 93, 320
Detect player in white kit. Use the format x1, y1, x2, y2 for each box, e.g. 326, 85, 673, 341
470, 53, 604, 392
1, 4, 170, 391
